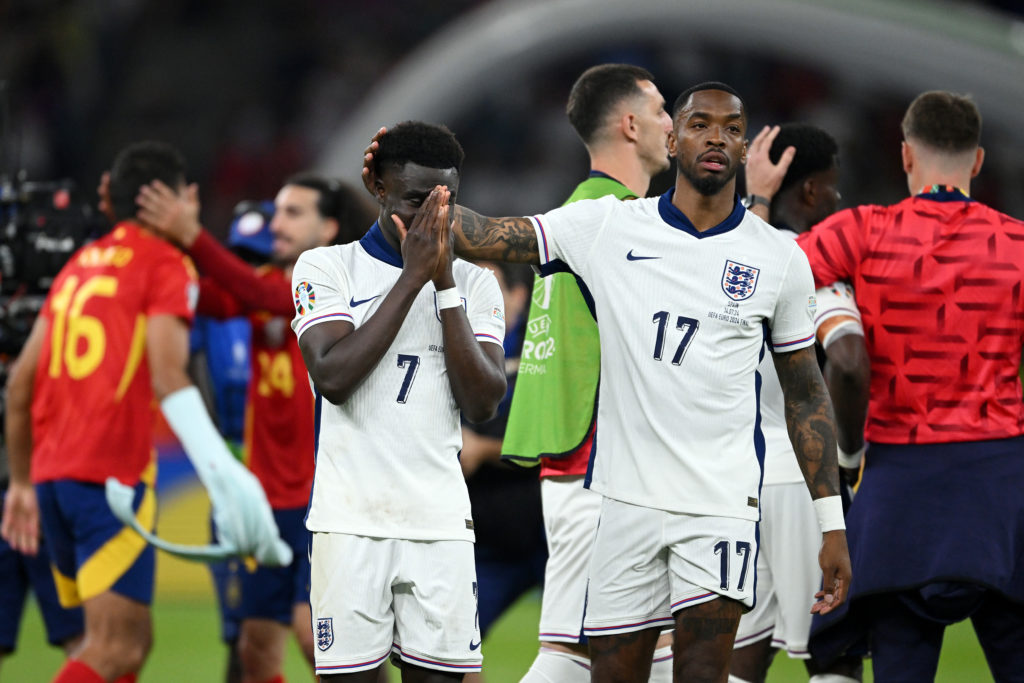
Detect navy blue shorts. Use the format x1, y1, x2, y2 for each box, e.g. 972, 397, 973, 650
35, 468, 157, 608
811, 436, 1024, 662
240, 507, 310, 624
0, 493, 84, 650
845, 436, 1024, 601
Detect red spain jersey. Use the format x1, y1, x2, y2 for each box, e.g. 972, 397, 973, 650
197, 264, 314, 509
797, 189, 1024, 444
31, 222, 197, 484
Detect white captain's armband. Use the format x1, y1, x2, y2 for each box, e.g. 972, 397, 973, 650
814, 281, 863, 349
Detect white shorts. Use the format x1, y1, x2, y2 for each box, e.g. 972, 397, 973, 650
583, 496, 758, 637
538, 476, 602, 643
309, 532, 483, 675
734, 482, 820, 658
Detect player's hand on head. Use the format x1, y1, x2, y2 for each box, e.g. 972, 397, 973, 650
812, 529, 852, 615
360, 126, 387, 196
0, 481, 41, 556
136, 179, 202, 248
745, 125, 795, 200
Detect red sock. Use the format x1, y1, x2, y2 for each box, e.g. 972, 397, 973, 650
255, 676, 285, 683
113, 674, 138, 683
52, 660, 104, 683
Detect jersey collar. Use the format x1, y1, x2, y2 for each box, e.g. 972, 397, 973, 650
915, 185, 973, 202
359, 221, 403, 267
657, 189, 746, 238
589, 169, 625, 185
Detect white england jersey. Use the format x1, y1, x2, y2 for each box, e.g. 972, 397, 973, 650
290, 224, 505, 541
530, 191, 816, 521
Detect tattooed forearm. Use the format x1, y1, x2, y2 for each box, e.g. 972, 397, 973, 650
453, 206, 540, 264
773, 345, 840, 499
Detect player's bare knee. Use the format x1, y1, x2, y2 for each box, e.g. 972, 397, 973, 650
239, 619, 289, 680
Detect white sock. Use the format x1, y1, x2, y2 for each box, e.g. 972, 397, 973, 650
648, 645, 674, 682
519, 648, 591, 683
809, 676, 860, 683
728, 676, 754, 683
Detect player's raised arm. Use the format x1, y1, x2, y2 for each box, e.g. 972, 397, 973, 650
451, 206, 541, 265
771, 345, 851, 614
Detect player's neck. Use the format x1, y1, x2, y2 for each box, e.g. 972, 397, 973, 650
771, 200, 811, 234
672, 178, 736, 232
910, 172, 973, 196
588, 148, 651, 197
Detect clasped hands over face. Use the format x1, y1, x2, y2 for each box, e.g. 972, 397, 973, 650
395, 185, 454, 287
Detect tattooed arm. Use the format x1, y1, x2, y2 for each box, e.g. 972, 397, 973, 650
773, 344, 852, 613
773, 345, 840, 500
452, 206, 541, 265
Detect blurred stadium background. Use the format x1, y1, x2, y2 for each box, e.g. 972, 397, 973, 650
2, 0, 1022, 680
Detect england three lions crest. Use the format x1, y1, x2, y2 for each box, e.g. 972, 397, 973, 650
316, 617, 333, 651
722, 260, 760, 301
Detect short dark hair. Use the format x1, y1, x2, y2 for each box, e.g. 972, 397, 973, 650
901, 91, 981, 153
108, 141, 186, 222
672, 81, 746, 120
372, 121, 464, 176
566, 63, 655, 145
283, 173, 377, 244
770, 124, 839, 195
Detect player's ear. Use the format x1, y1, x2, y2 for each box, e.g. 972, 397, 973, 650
322, 218, 340, 245
667, 130, 678, 157
901, 141, 914, 175
970, 147, 985, 178
801, 178, 816, 206
622, 112, 639, 143
373, 178, 387, 204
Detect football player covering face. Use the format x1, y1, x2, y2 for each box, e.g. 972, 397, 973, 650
375, 161, 460, 257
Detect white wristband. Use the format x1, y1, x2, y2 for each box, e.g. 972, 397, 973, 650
813, 495, 846, 532
436, 287, 462, 310
837, 444, 865, 469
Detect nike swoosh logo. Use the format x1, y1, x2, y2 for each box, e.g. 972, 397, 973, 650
626, 250, 661, 261
469, 640, 482, 651
349, 295, 380, 307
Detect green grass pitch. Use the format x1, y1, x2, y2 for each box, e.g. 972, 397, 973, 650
2, 586, 993, 681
